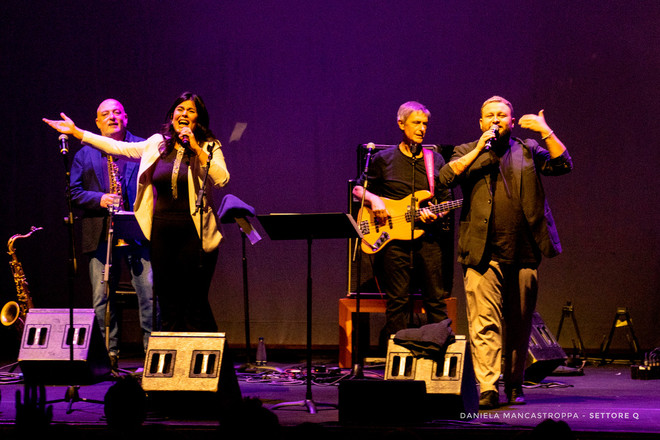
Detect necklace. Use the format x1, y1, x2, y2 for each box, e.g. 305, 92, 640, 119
171, 147, 185, 199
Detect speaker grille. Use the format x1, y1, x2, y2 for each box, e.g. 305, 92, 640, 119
18, 308, 112, 384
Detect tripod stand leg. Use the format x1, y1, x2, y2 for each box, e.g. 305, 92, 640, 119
46, 385, 106, 415
65, 385, 78, 414
270, 398, 337, 415
571, 313, 586, 357
556, 311, 566, 340
270, 399, 315, 414
600, 314, 618, 364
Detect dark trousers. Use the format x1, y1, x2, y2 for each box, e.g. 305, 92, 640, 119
151, 213, 219, 333
375, 235, 450, 344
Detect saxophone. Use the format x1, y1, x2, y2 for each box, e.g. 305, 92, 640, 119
107, 155, 122, 210
1, 226, 42, 333
107, 155, 128, 246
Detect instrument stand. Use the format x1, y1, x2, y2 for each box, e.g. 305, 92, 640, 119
101, 209, 134, 377
556, 301, 586, 363
103, 206, 116, 366
113, 210, 153, 373
600, 307, 641, 364
258, 212, 361, 414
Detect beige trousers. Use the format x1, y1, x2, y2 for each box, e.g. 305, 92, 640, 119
464, 261, 538, 393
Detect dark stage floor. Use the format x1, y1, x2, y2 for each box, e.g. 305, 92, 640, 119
1, 350, 659, 439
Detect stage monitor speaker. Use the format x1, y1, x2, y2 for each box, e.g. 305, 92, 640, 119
525, 311, 567, 383
339, 335, 477, 425
142, 332, 241, 416
17, 308, 112, 385
384, 334, 478, 418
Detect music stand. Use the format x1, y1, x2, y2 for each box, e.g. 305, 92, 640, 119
257, 212, 362, 414
217, 194, 280, 373
113, 211, 146, 242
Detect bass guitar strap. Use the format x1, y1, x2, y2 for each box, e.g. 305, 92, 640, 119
422, 147, 434, 197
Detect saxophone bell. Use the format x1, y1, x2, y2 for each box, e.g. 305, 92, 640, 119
1, 300, 21, 327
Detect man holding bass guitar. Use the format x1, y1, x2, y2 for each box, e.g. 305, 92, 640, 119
352, 101, 473, 351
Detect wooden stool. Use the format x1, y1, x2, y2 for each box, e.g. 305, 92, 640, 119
338, 296, 457, 368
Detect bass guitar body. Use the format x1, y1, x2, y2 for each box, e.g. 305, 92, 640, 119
356, 190, 462, 254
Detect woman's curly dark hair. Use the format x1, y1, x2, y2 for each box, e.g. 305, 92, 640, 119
159, 91, 215, 157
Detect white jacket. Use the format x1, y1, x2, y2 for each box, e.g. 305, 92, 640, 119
81, 131, 230, 252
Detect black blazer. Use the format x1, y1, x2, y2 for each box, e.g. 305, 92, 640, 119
439, 137, 573, 267
70, 131, 143, 254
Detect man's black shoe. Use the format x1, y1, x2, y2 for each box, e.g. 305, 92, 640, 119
506, 387, 526, 405
478, 390, 499, 409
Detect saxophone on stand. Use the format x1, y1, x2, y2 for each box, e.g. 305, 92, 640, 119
107, 155, 128, 247
1, 226, 42, 333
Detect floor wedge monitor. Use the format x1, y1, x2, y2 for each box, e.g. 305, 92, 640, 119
526, 311, 568, 383
384, 334, 478, 419
18, 308, 112, 385
142, 332, 241, 416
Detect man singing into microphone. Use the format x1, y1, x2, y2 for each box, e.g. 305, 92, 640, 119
445, 96, 572, 409
70, 98, 155, 370
352, 101, 455, 353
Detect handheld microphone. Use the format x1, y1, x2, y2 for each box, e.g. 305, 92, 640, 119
410, 143, 422, 156
484, 125, 499, 151
181, 134, 195, 156
363, 142, 375, 174
59, 134, 69, 155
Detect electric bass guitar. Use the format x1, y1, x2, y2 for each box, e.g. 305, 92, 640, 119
356, 190, 462, 254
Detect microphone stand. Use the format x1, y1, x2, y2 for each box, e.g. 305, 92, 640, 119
195, 143, 213, 277
61, 145, 77, 364
189, 142, 227, 337
52, 138, 105, 413
348, 144, 374, 379
408, 143, 419, 328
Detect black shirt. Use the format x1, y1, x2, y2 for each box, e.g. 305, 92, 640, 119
358, 146, 450, 203
357, 146, 452, 235
152, 148, 191, 216
488, 148, 541, 265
